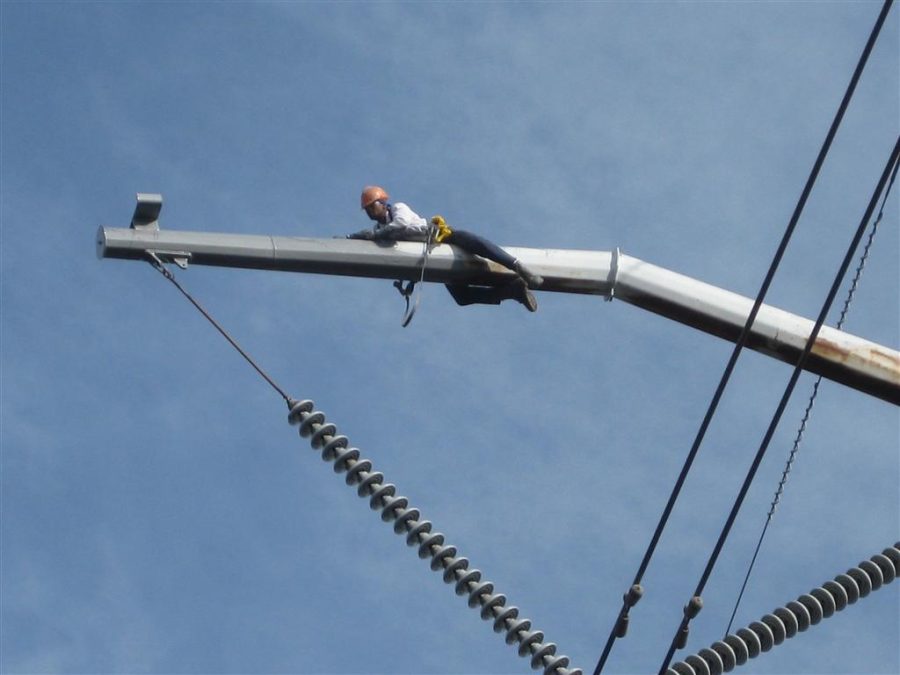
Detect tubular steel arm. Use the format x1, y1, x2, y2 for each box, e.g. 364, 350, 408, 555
97, 221, 899, 405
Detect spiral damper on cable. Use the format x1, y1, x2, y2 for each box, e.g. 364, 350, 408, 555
287, 398, 583, 675
667, 543, 900, 675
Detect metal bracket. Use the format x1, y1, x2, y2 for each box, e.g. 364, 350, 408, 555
606, 247, 621, 301
147, 249, 191, 270
132, 193, 162, 230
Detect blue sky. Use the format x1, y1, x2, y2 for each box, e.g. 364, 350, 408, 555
2, 2, 898, 674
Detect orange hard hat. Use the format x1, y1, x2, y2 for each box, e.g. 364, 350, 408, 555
361, 185, 389, 209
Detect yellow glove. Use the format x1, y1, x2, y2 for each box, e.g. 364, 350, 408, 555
431, 215, 453, 243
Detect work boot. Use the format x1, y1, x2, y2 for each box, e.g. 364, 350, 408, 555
510, 278, 538, 312
514, 260, 543, 288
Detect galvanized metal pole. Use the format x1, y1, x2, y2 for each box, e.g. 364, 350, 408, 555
97, 224, 899, 405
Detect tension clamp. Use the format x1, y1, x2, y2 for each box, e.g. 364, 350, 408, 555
606, 247, 621, 302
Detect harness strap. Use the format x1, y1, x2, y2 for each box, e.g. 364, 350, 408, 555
390, 217, 452, 326
393, 279, 416, 298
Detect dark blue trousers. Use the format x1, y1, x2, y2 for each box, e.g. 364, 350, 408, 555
443, 229, 518, 269
442, 229, 519, 306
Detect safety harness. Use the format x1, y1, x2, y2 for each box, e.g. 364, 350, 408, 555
393, 215, 452, 326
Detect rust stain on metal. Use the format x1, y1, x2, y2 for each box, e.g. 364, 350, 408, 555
811, 334, 900, 384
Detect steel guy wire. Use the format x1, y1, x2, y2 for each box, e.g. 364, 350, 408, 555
723, 146, 900, 638
145, 252, 293, 404
657, 134, 900, 675
591, 2, 894, 672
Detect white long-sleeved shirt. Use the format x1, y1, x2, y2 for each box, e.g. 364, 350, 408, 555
348, 202, 430, 242
374, 202, 428, 239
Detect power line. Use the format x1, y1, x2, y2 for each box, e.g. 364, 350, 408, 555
724, 150, 900, 637
591, 1, 895, 671
657, 134, 900, 675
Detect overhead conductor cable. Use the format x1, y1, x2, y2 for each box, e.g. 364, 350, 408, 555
657, 135, 900, 675
592, 1, 894, 672
724, 144, 899, 637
